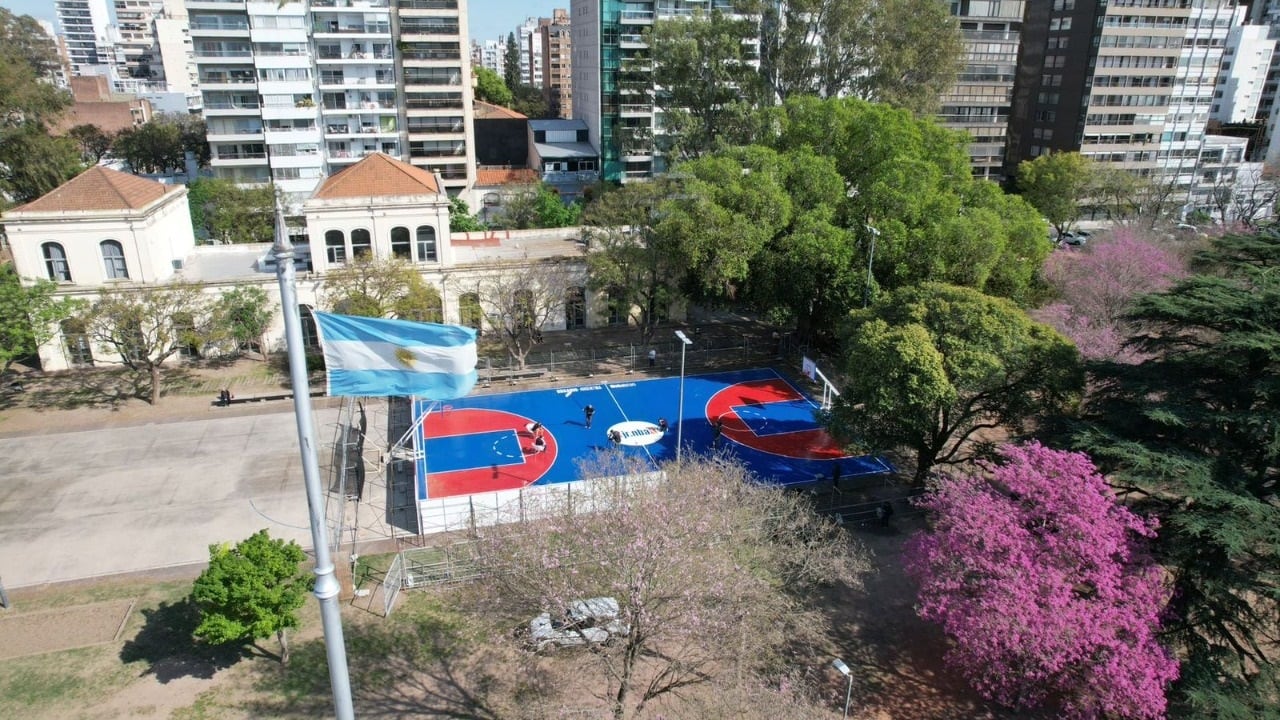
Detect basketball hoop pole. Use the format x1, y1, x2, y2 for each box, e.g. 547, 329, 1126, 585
273, 203, 355, 720
675, 330, 693, 464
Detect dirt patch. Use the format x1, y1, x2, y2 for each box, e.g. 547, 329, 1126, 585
0, 599, 134, 660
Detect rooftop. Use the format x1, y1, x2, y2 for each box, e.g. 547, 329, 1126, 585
475, 168, 540, 186
533, 141, 599, 159
8, 166, 182, 215
474, 100, 527, 120
310, 153, 441, 200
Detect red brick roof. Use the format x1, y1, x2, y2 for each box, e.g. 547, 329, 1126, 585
473, 100, 527, 119
311, 153, 441, 199
475, 168, 539, 186
10, 166, 179, 213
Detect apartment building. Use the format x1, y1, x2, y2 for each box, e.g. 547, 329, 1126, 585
471, 39, 504, 75
540, 9, 573, 119
941, 0, 1025, 182
1211, 7, 1274, 125
1007, 0, 1237, 201
517, 16, 545, 87
55, 0, 117, 75
188, 0, 474, 198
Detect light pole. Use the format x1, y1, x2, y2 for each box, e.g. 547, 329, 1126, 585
675, 330, 692, 464
863, 225, 880, 308
833, 658, 853, 719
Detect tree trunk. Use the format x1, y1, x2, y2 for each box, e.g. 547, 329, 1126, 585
913, 445, 933, 485
149, 364, 162, 405
278, 628, 290, 665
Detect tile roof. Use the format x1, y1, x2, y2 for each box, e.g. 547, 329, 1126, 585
473, 100, 527, 120
10, 165, 179, 213
475, 168, 540, 186
311, 153, 441, 199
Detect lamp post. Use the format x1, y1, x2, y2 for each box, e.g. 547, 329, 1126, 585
675, 330, 692, 464
863, 225, 880, 309
833, 658, 853, 719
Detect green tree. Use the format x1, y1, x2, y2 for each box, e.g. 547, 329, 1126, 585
534, 185, 581, 227
0, 9, 77, 204
449, 196, 487, 232
322, 257, 441, 321
78, 282, 212, 404
758, 0, 963, 114
187, 178, 276, 244
112, 120, 185, 174
652, 9, 767, 160
503, 31, 521, 90
211, 286, 275, 360
67, 124, 113, 163
473, 65, 513, 107
175, 115, 210, 168
768, 96, 1050, 304
191, 530, 310, 665
0, 265, 77, 373
0, 8, 63, 78
1074, 231, 1280, 716
829, 283, 1082, 482
510, 83, 550, 119
582, 179, 686, 341
0, 127, 82, 204
1016, 151, 1093, 238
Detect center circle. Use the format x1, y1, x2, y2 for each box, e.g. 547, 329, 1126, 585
607, 420, 664, 447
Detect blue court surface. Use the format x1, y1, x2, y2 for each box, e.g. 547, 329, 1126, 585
413, 367, 892, 500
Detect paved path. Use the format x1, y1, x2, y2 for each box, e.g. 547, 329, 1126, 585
0, 408, 338, 588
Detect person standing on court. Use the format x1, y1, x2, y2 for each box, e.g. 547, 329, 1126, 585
647, 348, 657, 368
711, 418, 724, 445
584, 404, 595, 428
658, 417, 669, 434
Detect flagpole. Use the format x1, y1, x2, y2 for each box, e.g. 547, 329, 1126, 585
273, 204, 356, 719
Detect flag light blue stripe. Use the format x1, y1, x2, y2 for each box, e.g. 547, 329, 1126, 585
313, 312, 478, 399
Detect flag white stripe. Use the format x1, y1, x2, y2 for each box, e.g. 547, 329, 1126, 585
323, 339, 477, 376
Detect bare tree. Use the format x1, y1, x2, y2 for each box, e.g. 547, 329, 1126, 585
466, 455, 869, 720
80, 282, 212, 404
322, 257, 442, 321
473, 257, 575, 369
1209, 163, 1279, 229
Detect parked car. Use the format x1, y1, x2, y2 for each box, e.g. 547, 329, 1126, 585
524, 596, 630, 652
1058, 231, 1087, 247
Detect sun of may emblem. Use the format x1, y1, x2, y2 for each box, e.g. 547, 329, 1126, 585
394, 347, 416, 368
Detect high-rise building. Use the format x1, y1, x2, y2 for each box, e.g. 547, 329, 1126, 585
1007, 0, 1237, 201
517, 16, 544, 87
941, 1, 1025, 182
540, 9, 573, 119
55, 0, 116, 76
187, 0, 474, 197
1211, 8, 1273, 125
112, 0, 167, 87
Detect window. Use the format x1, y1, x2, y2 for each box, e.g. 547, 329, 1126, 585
325, 230, 346, 264
565, 286, 586, 329
299, 305, 319, 350
42, 242, 71, 282
351, 228, 372, 259
101, 240, 129, 280
607, 289, 625, 326
459, 292, 483, 333
416, 226, 438, 262
61, 317, 93, 367
391, 226, 411, 260
173, 312, 199, 359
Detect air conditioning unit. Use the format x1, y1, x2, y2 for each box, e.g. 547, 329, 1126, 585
171, 259, 185, 271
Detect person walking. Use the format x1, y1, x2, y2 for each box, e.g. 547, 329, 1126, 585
647, 348, 657, 368
584, 404, 595, 428
711, 418, 723, 445
658, 417, 669, 434
608, 428, 622, 445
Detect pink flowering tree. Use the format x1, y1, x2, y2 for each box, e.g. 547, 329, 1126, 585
1034, 228, 1187, 362
903, 442, 1178, 719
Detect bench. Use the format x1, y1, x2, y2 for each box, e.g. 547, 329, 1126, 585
484, 368, 548, 386
211, 390, 325, 407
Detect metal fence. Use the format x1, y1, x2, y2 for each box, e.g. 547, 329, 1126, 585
383, 551, 404, 616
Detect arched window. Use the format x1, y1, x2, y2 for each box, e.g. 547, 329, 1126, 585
300, 305, 319, 350
101, 240, 129, 279
459, 292, 482, 333
325, 230, 346, 264
42, 242, 71, 282
416, 225, 437, 262
351, 228, 372, 259
390, 226, 411, 260
61, 317, 93, 367
565, 286, 586, 329
606, 288, 625, 326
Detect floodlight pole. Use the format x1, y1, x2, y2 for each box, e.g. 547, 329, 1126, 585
833, 658, 853, 719
675, 330, 692, 464
274, 205, 356, 720
863, 225, 880, 309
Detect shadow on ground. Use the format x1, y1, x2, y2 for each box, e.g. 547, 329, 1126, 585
250, 605, 533, 719
119, 597, 249, 682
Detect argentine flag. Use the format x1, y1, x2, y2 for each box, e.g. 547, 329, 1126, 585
313, 312, 478, 399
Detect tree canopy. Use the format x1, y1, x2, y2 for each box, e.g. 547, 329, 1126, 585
0, 265, 77, 374
186, 178, 276, 244
322, 257, 442, 321
473, 65, 513, 107
211, 286, 275, 360
191, 530, 311, 664
829, 283, 1082, 482
1074, 230, 1280, 716
905, 442, 1178, 719
1016, 151, 1092, 237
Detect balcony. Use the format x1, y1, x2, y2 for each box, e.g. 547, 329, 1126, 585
313, 23, 391, 36
398, 0, 457, 8
311, 0, 390, 8
620, 10, 654, 23
189, 19, 249, 32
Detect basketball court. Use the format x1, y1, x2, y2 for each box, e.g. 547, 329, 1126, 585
411, 367, 892, 500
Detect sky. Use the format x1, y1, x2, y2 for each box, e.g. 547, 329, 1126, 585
0, 0, 563, 46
